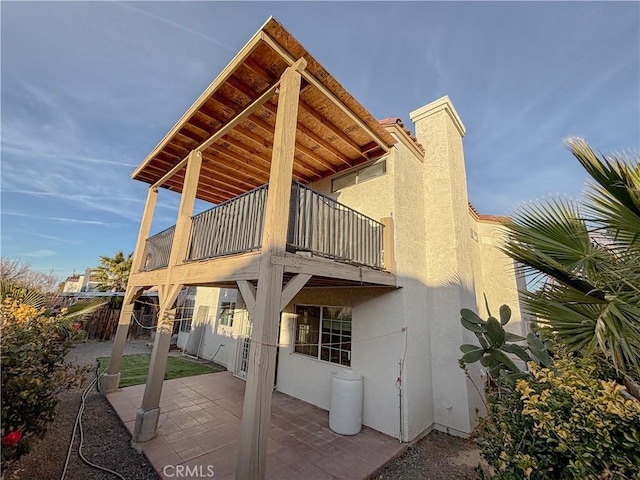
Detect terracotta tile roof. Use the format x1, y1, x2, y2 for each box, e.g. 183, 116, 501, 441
378, 117, 424, 154
478, 214, 510, 224
468, 202, 480, 218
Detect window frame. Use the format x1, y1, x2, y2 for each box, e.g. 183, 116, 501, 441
331, 158, 387, 193
293, 304, 352, 367
177, 287, 197, 333
218, 301, 236, 327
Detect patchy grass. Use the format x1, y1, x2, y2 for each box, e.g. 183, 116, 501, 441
98, 353, 224, 387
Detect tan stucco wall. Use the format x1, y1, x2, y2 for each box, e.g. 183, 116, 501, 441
410, 97, 483, 435
277, 286, 405, 439
190, 96, 528, 442
474, 220, 528, 337
309, 156, 395, 222
187, 287, 240, 368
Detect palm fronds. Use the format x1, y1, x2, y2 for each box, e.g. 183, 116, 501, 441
503, 139, 640, 377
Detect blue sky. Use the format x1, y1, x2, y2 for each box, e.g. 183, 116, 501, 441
1, 1, 638, 281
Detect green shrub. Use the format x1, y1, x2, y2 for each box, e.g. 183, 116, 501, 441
475, 351, 640, 480
0, 297, 86, 469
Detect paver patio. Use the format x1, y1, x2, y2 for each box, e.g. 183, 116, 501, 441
107, 371, 406, 479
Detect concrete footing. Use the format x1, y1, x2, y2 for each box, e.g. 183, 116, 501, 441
132, 407, 160, 445
100, 372, 121, 394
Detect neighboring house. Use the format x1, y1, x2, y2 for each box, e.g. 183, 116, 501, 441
62, 268, 102, 292
103, 17, 528, 477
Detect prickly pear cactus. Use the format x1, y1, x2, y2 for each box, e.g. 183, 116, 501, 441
458, 302, 551, 385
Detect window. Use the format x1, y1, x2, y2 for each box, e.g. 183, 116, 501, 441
331, 159, 386, 192
177, 287, 196, 333
219, 301, 236, 327
294, 305, 352, 366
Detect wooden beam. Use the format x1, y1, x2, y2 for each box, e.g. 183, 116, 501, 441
227, 127, 326, 178
123, 287, 144, 306
295, 142, 337, 174
128, 251, 262, 289
248, 107, 352, 169
260, 32, 390, 154
243, 57, 275, 83
236, 57, 306, 480
147, 159, 243, 200
199, 159, 260, 191
225, 75, 262, 101
280, 273, 311, 310
294, 119, 352, 167
236, 280, 257, 316
147, 83, 278, 191
156, 284, 166, 307
176, 127, 206, 145
271, 253, 397, 287
199, 102, 231, 125
297, 100, 365, 158
225, 75, 351, 169
207, 144, 271, 179
186, 116, 215, 136
152, 160, 187, 189
197, 83, 280, 153
211, 137, 309, 183
262, 98, 364, 161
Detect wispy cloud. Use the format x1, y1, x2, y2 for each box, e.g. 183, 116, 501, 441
2, 211, 122, 226
113, 2, 237, 51
22, 249, 57, 258
1, 147, 137, 168
33, 233, 82, 245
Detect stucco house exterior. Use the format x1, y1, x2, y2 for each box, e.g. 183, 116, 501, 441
102, 17, 527, 479
62, 267, 102, 293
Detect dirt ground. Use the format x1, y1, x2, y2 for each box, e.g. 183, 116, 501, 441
6, 341, 485, 480
374, 430, 482, 479
6, 340, 159, 480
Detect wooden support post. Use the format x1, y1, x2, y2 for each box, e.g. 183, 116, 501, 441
100, 301, 135, 393
132, 284, 182, 444
170, 150, 203, 267
132, 186, 159, 273
141, 285, 182, 410
133, 149, 202, 443
236, 58, 306, 480
102, 186, 158, 394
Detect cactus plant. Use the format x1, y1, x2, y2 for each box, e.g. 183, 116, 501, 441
458, 300, 552, 384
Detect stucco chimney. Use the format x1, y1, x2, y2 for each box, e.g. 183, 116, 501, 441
410, 96, 481, 434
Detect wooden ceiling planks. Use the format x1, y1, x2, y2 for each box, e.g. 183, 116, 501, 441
132, 17, 397, 207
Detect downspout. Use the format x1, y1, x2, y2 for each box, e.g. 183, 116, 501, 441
396, 325, 408, 443
396, 359, 404, 443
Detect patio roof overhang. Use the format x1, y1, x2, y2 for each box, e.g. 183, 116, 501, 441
131, 17, 396, 205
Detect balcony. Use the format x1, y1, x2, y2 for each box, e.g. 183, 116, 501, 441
141, 183, 385, 272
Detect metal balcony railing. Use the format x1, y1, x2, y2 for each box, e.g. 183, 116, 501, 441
288, 182, 384, 269
141, 225, 175, 271
140, 182, 385, 271
188, 185, 268, 261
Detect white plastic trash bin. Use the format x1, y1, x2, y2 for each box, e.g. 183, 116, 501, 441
329, 370, 363, 435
